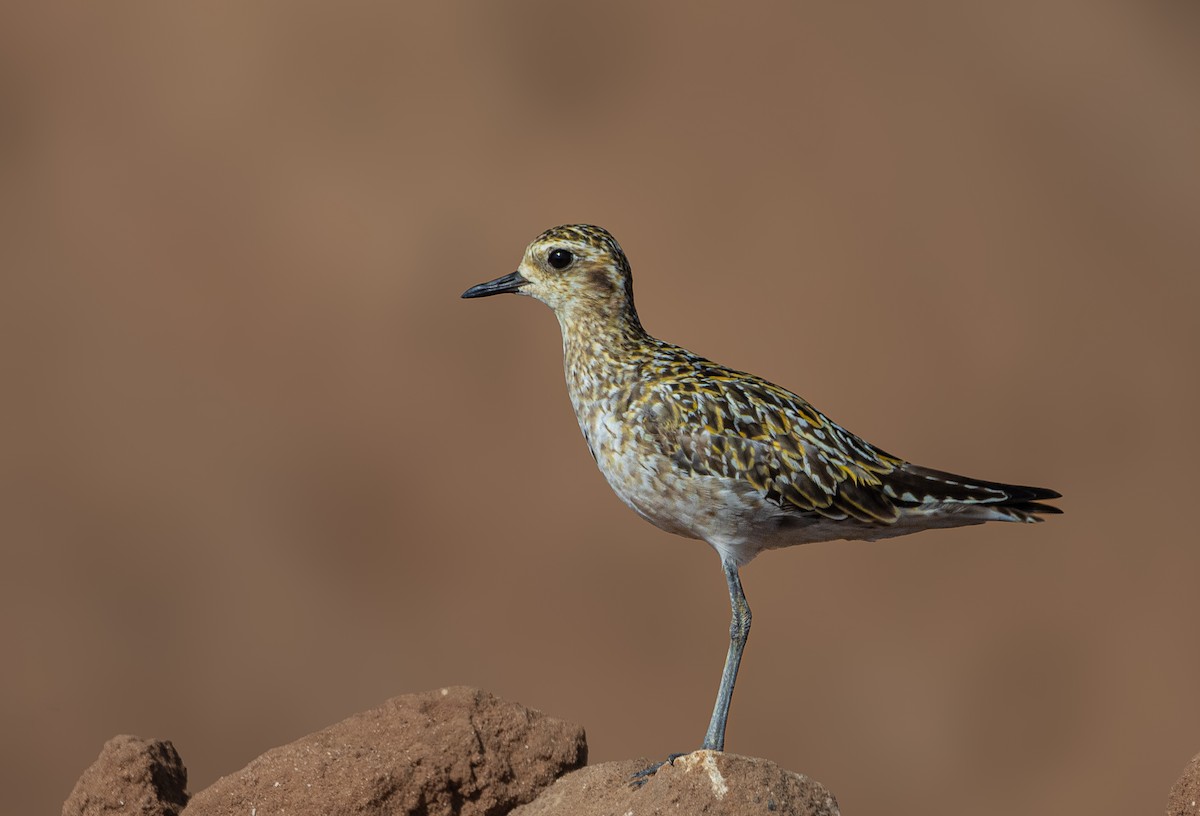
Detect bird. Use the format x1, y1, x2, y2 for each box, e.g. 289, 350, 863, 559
461, 223, 1060, 776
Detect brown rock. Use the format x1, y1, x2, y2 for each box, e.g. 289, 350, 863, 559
1168, 752, 1200, 816
182, 686, 586, 816
512, 751, 838, 816
63, 735, 189, 816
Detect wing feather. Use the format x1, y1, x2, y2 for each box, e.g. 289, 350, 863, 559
647, 368, 904, 526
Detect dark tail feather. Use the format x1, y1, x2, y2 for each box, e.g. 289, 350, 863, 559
1001, 499, 1063, 516
884, 463, 1062, 518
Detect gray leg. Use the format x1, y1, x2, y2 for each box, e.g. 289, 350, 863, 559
630, 559, 751, 786
702, 559, 751, 752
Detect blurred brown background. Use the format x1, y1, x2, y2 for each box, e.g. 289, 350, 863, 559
2, 2, 1198, 814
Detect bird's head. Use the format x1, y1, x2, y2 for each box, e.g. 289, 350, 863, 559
462, 224, 638, 324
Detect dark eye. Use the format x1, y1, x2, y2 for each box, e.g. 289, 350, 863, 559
547, 248, 574, 270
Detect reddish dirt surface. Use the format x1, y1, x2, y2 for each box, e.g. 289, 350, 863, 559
64, 688, 586, 816
63, 736, 188, 816
513, 753, 839, 816
183, 687, 585, 816
3, 4, 1199, 816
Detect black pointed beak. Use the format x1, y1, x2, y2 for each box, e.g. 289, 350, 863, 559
461, 271, 527, 299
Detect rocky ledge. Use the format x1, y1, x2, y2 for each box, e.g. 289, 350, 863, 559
63, 686, 838, 816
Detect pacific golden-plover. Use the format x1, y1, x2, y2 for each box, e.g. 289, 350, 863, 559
462, 224, 1060, 775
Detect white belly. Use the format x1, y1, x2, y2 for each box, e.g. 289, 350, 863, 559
579, 409, 798, 566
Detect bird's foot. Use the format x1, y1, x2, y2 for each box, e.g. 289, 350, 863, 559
629, 753, 688, 788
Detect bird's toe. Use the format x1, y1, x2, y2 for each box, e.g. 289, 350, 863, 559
628, 752, 688, 788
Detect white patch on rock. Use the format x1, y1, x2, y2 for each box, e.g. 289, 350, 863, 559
701, 751, 728, 799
